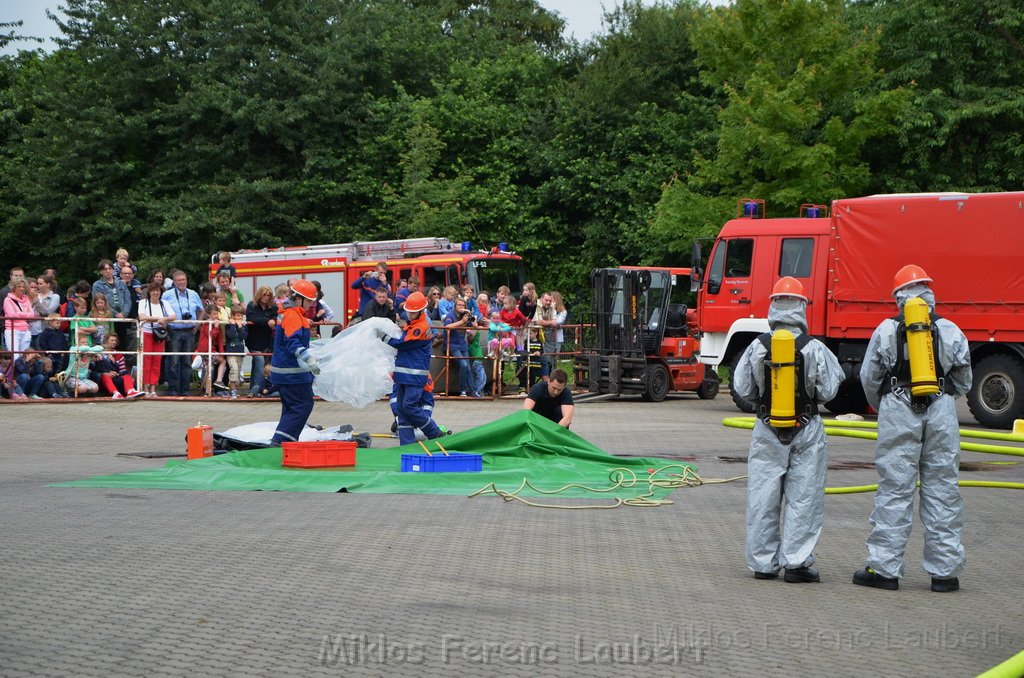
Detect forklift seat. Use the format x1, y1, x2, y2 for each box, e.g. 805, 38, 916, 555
664, 304, 688, 337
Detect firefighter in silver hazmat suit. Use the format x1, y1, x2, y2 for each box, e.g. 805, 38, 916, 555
855, 265, 972, 593
735, 277, 843, 583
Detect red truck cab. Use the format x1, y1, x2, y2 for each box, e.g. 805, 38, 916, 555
695, 192, 1024, 428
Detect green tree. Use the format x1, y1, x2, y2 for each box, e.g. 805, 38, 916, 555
851, 0, 1024, 191
652, 0, 906, 255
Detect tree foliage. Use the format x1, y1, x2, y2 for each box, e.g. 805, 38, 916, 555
0, 0, 1021, 299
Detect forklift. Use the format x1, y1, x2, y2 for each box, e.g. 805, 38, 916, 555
574, 268, 719, 402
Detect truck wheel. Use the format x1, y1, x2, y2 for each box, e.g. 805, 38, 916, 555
729, 355, 757, 413
697, 369, 720, 400
825, 379, 868, 416
641, 363, 670, 402
968, 354, 1024, 429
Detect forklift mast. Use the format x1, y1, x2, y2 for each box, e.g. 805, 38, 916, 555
589, 268, 671, 357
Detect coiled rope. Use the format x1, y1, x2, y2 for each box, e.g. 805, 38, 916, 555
469, 464, 746, 509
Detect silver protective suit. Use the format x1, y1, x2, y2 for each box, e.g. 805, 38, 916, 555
859, 285, 972, 579
735, 299, 844, 573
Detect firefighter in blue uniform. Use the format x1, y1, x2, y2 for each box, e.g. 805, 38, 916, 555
387, 290, 443, 445
270, 279, 320, 445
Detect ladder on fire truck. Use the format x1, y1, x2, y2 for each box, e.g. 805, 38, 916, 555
223, 237, 457, 264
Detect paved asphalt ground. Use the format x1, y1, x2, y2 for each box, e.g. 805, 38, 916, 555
1, 392, 1022, 677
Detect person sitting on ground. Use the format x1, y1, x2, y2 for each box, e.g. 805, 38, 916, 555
255, 363, 279, 398
93, 334, 143, 398
63, 334, 103, 396
523, 368, 574, 428
13, 350, 48, 399
224, 305, 247, 399
0, 352, 27, 399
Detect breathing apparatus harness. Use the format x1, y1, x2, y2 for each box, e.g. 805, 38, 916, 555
884, 307, 954, 413
757, 331, 817, 445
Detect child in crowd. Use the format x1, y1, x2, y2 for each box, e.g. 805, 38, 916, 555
63, 334, 103, 396
114, 247, 137, 275
215, 251, 237, 285
13, 350, 49, 399
1, 353, 27, 400
224, 305, 248, 399
90, 293, 114, 345
499, 294, 529, 350
194, 295, 226, 394
486, 310, 515, 358
38, 314, 70, 374
69, 296, 98, 345
93, 334, 143, 399
255, 364, 279, 398
516, 326, 543, 393
273, 283, 290, 307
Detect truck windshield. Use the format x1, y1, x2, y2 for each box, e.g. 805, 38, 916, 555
467, 259, 526, 295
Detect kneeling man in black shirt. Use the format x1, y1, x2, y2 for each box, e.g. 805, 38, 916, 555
523, 368, 574, 428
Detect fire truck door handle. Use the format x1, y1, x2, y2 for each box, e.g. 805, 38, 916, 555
729, 289, 741, 295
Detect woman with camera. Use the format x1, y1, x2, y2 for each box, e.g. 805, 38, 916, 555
138, 281, 175, 397
444, 297, 481, 397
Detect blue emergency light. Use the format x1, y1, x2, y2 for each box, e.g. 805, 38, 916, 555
806, 207, 820, 218
743, 201, 760, 217
498, 242, 509, 252
461, 241, 472, 252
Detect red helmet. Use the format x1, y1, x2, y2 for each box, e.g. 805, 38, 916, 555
892, 264, 932, 295
291, 279, 317, 301
769, 276, 807, 302
404, 291, 428, 313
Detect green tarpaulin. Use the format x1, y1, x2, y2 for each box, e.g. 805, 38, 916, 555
54, 411, 694, 498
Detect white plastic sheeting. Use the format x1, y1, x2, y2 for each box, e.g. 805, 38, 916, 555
217, 422, 355, 446
308, 317, 402, 408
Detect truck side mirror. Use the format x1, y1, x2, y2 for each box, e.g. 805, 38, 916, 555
690, 241, 703, 292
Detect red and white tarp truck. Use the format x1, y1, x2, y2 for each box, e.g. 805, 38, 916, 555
693, 192, 1024, 428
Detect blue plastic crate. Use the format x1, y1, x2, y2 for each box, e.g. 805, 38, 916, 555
401, 452, 482, 473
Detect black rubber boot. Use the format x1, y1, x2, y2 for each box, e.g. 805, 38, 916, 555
853, 567, 899, 590
753, 571, 779, 580
931, 577, 959, 593
784, 566, 820, 583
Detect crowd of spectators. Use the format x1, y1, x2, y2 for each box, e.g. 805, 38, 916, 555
1, 254, 570, 401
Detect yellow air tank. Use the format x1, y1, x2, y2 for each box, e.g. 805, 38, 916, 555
770, 329, 796, 428
904, 296, 940, 396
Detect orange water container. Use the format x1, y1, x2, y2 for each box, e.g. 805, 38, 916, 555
187, 424, 214, 460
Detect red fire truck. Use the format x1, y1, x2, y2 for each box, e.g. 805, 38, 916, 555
209, 237, 526, 325
692, 192, 1024, 428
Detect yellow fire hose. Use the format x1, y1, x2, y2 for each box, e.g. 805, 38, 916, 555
721, 417, 1024, 493
978, 649, 1024, 678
